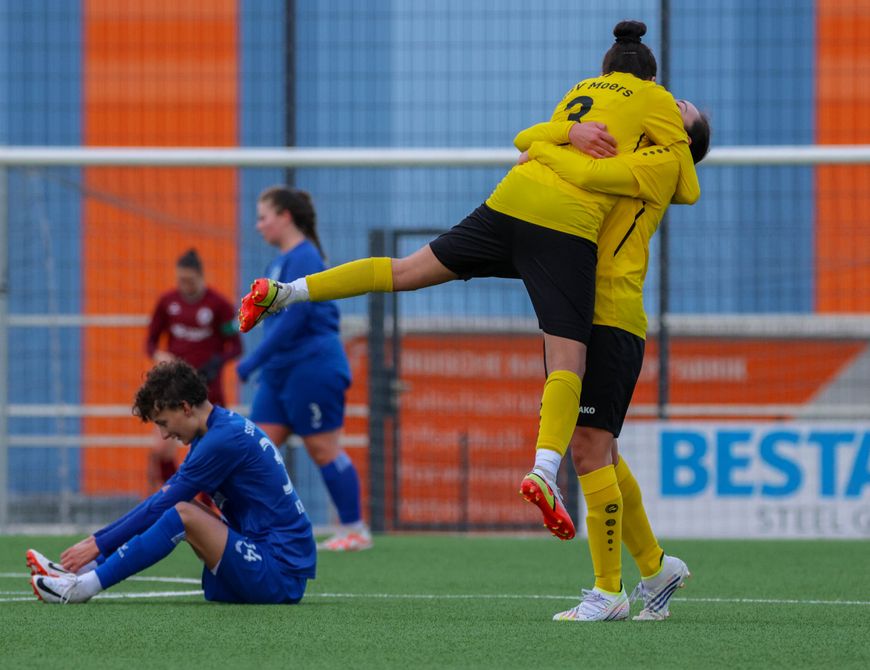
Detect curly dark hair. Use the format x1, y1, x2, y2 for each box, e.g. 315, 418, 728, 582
132, 360, 208, 422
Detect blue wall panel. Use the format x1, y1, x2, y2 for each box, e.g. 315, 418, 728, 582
240, 0, 336, 524
238, 0, 287, 413
1, 1, 82, 493
658, 0, 815, 315
293, 0, 661, 321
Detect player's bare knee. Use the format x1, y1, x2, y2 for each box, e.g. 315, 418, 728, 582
174, 501, 196, 524
543, 337, 586, 377
304, 435, 341, 466
572, 427, 613, 474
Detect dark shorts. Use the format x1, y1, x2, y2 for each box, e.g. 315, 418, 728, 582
576, 325, 645, 437
429, 204, 597, 344
202, 526, 307, 604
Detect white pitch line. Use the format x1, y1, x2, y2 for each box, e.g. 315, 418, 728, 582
307, 592, 870, 607
128, 575, 201, 585
92, 590, 203, 600
0, 590, 204, 603
674, 596, 870, 607
2, 573, 869, 608
0, 572, 200, 584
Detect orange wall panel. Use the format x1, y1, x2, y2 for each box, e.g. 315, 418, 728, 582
815, 0, 870, 311
82, 1, 238, 495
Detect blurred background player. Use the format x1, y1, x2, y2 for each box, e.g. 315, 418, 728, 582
145, 248, 242, 490
236, 186, 370, 552
28, 360, 315, 605
239, 20, 698, 550
519, 98, 710, 620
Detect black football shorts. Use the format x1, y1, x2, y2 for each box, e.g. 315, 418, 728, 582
429, 203, 597, 344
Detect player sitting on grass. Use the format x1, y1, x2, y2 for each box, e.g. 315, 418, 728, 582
28, 360, 316, 604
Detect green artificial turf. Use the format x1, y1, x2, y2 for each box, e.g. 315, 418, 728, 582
1, 535, 868, 669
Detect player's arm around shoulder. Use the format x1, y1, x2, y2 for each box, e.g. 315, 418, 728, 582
513, 121, 575, 151
640, 85, 688, 147
527, 140, 639, 198
669, 141, 701, 204
639, 86, 700, 205
622, 145, 684, 206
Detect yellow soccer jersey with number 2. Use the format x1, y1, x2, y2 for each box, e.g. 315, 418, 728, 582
527, 140, 688, 338
486, 71, 697, 244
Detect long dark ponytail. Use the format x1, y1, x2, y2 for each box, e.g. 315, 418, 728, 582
258, 186, 326, 259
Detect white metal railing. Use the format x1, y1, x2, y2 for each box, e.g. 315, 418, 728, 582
0, 145, 869, 167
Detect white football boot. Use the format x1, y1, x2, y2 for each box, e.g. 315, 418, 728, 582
317, 524, 373, 552
553, 586, 630, 622
630, 554, 691, 621
31, 574, 94, 604
26, 548, 73, 578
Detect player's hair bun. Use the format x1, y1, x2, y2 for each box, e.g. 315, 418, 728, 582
613, 20, 646, 45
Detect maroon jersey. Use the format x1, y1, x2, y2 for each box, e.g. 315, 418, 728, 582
146, 287, 242, 404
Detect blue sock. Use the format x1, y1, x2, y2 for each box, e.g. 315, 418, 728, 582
95, 507, 186, 590
319, 453, 362, 525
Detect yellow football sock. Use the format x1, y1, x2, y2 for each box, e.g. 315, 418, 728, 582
534, 370, 581, 457
615, 456, 663, 578
307, 257, 393, 302
579, 464, 623, 594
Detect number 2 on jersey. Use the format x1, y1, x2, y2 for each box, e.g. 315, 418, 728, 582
565, 95, 594, 122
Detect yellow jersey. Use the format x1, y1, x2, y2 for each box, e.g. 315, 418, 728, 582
527, 141, 689, 338
486, 71, 695, 243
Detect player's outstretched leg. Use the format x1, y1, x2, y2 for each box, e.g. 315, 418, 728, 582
519, 471, 576, 540
552, 586, 630, 622
26, 548, 73, 578
630, 554, 691, 621
239, 257, 397, 333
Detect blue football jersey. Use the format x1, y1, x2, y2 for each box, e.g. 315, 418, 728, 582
239, 239, 349, 376
179, 406, 317, 578
94, 407, 316, 579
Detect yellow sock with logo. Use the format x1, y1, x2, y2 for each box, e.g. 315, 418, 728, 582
307, 257, 393, 302
579, 464, 623, 594
535, 370, 581, 457
615, 456, 663, 578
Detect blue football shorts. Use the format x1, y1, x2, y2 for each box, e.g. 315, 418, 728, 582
250, 358, 350, 436
202, 526, 307, 604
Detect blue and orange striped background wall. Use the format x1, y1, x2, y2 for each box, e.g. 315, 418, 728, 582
1, 1, 868, 498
